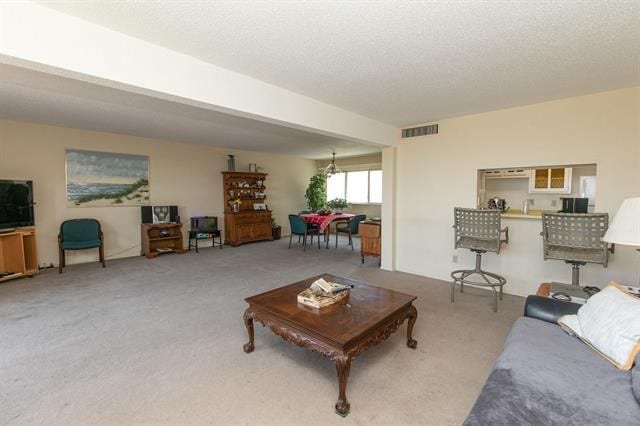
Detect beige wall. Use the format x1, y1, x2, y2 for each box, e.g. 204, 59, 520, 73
389, 87, 640, 297
316, 153, 382, 170
0, 120, 316, 267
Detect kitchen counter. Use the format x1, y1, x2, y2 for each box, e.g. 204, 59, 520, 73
500, 209, 545, 219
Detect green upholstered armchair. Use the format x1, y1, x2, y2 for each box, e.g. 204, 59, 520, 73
297, 210, 319, 235
288, 214, 320, 251
58, 218, 105, 273
336, 214, 366, 250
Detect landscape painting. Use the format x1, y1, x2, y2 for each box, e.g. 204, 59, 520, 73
66, 149, 150, 207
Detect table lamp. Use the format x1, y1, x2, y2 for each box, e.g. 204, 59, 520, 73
602, 197, 640, 285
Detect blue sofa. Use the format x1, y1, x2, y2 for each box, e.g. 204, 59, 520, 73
465, 296, 640, 425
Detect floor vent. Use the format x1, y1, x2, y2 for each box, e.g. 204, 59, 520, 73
401, 124, 438, 138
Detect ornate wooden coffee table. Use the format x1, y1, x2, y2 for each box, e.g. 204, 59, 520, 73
242, 273, 418, 416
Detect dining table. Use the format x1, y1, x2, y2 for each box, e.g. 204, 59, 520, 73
301, 213, 354, 248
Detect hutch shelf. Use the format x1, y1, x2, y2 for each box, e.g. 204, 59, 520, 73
222, 171, 273, 247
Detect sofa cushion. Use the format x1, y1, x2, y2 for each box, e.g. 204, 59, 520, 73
558, 282, 640, 370
465, 317, 640, 425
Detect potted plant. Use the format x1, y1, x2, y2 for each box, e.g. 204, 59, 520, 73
326, 198, 350, 214
304, 174, 327, 212
271, 217, 281, 240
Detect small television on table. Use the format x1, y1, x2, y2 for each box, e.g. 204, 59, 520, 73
0, 180, 35, 232
191, 216, 218, 232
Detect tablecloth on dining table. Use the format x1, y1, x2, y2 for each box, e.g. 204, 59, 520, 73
301, 213, 354, 232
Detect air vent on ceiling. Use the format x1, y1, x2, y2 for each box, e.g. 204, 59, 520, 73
401, 124, 438, 138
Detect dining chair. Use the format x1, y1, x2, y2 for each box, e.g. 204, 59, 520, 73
288, 214, 320, 251
296, 211, 320, 243
58, 218, 105, 273
335, 214, 366, 250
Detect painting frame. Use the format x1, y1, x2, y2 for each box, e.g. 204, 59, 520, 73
65, 149, 150, 208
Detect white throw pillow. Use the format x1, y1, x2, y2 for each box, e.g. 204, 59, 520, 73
558, 282, 640, 370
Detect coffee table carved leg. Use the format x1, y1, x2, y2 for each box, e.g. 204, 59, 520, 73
406, 305, 418, 349
243, 308, 255, 353
334, 355, 352, 417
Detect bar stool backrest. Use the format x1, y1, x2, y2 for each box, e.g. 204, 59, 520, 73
541, 212, 609, 266
454, 208, 503, 253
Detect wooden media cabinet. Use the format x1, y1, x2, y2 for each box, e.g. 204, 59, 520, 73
0, 228, 38, 282
141, 223, 185, 259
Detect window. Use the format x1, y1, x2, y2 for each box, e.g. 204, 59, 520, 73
369, 170, 382, 203
326, 170, 382, 204
326, 172, 346, 201
346, 171, 368, 203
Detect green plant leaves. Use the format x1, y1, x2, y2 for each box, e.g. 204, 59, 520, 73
305, 174, 327, 212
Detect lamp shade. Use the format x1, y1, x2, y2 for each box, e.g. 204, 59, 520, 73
602, 197, 640, 246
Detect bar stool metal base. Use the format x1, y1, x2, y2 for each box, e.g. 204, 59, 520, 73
566, 261, 586, 286
450, 252, 507, 312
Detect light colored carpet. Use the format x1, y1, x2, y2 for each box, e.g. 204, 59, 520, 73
0, 236, 524, 425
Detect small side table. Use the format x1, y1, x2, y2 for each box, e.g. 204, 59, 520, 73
188, 230, 223, 253
536, 282, 591, 304
360, 221, 381, 266
536, 283, 551, 297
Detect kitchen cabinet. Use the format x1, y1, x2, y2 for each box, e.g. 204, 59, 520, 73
528, 167, 572, 193
484, 169, 530, 179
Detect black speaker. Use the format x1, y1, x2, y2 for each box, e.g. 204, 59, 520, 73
141, 206, 153, 224
169, 206, 178, 223
560, 198, 588, 213
141, 205, 179, 223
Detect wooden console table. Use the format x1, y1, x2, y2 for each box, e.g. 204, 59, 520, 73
0, 228, 38, 282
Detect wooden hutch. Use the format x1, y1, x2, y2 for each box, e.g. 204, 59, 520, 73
222, 172, 273, 246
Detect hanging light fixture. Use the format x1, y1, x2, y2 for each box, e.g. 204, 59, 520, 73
324, 152, 342, 176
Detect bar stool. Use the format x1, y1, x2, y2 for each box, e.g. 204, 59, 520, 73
541, 212, 609, 286
451, 208, 509, 312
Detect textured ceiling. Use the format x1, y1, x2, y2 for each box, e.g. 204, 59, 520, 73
39, 0, 640, 126
0, 65, 379, 159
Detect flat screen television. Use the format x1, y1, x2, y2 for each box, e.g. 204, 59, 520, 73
0, 180, 35, 231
